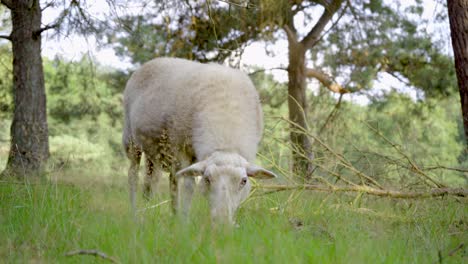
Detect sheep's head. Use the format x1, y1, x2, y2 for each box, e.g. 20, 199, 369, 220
176, 152, 277, 225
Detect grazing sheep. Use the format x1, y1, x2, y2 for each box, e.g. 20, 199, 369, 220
123, 57, 277, 224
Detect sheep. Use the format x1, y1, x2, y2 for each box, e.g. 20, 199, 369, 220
123, 57, 277, 224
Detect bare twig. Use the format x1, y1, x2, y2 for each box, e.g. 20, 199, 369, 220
256, 184, 468, 199
423, 166, 468, 173
279, 116, 384, 189
65, 249, 120, 263
270, 135, 359, 186
318, 93, 344, 135
41, 1, 55, 11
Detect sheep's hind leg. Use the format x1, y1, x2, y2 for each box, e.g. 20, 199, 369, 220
169, 170, 178, 215
127, 144, 142, 215
143, 157, 162, 200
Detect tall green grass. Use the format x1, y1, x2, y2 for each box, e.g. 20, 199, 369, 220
0, 175, 465, 263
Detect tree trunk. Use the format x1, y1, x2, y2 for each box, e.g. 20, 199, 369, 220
447, 0, 468, 150
3, 0, 49, 177
287, 40, 314, 180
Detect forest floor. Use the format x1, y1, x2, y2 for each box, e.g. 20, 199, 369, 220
0, 170, 466, 264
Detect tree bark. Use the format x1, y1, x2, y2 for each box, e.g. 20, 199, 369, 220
2, 0, 49, 177
287, 39, 315, 179
447, 0, 468, 150
284, 0, 344, 180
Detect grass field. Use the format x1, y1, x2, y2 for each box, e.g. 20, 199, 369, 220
0, 171, 466, 264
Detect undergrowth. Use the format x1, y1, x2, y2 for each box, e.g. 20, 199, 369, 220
0, 172, 466, 263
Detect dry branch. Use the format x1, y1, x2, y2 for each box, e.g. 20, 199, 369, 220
65, 249, 119, 263
364, 121, 446, 188
279, 116, 384, 189
256, 184, 467, 199
306, 68, 349, 94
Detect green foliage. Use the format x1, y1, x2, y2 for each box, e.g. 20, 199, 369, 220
255, 70, 465, 186
0, 49, 125, 173
103, 0, 271, 64
44, 56, 123, 124
0, 182, 465, 263
321, 1, 457, 98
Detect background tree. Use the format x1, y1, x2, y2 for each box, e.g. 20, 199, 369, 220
280, 0, 344, 179
0, 0, 49, 177
447, 0, 468, 149
0, 0, 105, 177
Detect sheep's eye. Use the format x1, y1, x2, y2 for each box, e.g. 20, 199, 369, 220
240, 177, 247, 187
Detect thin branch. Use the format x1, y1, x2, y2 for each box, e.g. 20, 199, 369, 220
33, 23, 59, 37
271, 135, 358, 186
65, 249, 120, 263
0, 35, 11, 41
248, 67, 287, 76
423, 165, 468, 173
301, 0, 344, 48
41, 1, 55, 11
364, 121, 446, 188
346, 0, 368, 46
306, 68, 349, 93
311, 0, 349, 48
318, 93, 343, 135
256, 184, 468, 199
387, 71, 412, 87
280, 116, 384, 189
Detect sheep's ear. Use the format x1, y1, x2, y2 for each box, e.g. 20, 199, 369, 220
176, 161, 206, 178
246, 164, 278, 179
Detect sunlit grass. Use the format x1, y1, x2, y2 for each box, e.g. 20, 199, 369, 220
0, 172, 466, 263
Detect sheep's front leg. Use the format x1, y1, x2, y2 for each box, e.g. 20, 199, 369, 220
143, 157, 162, 200
179, 176, 196, 217
176, 158, 196, 218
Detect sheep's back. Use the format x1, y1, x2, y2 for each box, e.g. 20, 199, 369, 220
124, 58, 263, 162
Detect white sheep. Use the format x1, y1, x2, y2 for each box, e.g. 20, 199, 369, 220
123, 57, 277, 224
